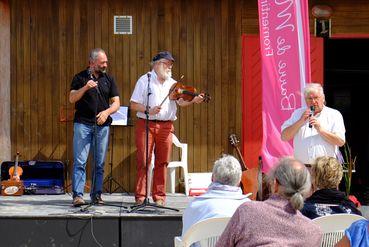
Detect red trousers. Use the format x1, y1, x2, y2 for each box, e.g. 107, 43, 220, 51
135, 119, 173, 202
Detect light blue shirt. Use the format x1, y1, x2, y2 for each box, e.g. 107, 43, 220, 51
182, 182, 251, 236
346, 219, 369, 247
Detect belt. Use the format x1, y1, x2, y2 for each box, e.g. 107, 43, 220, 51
138, 118, 172, 123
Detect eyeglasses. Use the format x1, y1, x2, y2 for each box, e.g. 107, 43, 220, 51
160, 60, 173, 68
306, 96, 321, 102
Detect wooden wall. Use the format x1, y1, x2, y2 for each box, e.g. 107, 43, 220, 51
8, 0, 369, 192
0, 0, 11, 162
9, 0, 244, 192
309, 0, 369, 35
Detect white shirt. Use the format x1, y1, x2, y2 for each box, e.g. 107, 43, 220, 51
130, 70, 177, 121
281, 106, 345, 164
182, 183, 250, 236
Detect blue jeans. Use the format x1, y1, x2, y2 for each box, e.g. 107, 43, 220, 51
72, 123, 110, 199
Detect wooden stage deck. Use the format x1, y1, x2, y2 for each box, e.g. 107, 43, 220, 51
0, 193, 190, 247
2, 193, 369, 247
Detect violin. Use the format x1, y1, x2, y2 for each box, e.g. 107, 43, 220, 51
8, 152, 23, 181
168, 82, 211, 103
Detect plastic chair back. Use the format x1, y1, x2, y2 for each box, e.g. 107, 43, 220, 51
174, 217, 230, 247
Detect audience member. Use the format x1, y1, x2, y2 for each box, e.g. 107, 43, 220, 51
216, 157, 322, 247
301, 156, 361, 219
335, 219, 369, 247
182, 155, 250, 236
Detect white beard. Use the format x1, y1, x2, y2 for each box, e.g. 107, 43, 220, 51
163, 70, 172, 80
157, 65, 172, 81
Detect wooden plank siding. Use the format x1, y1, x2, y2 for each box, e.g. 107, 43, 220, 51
0, 0, 11, 162
9, 0, 244, 193
9, 0, 369, 192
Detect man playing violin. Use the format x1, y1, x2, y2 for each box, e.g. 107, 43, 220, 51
130, 51, 204, 206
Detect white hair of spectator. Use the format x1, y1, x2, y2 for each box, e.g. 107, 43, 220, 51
212, 155, 242, 187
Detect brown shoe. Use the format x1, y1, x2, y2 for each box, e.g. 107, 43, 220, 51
73, 196, 86, 207
135, 198, 144, 204
92, 195, 104, 205
155, 199, 165, 206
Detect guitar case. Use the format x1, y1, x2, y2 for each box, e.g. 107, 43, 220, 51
1, 180, 24, 196
1, 161, 65, 195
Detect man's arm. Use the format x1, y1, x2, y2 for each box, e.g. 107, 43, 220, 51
315, 126, 345, 147
130, 101, 161, 115
309, 112, 346, 147
281, 109, 311, 141
69, 79, 97, 103
176, 95, 204, 107
96, 96, 120, 125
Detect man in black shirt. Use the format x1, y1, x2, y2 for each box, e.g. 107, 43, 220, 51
69, 48, 120, 206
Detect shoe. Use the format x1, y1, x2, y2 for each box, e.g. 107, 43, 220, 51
92, 195, 104, 205
135, 198, 144, 205
155, 199, 165, 206
73, 196, 86, 207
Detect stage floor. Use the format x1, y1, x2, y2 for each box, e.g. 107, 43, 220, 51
2, 193, 369, 247
0, 192, 190, 218
0, 193, 190, 247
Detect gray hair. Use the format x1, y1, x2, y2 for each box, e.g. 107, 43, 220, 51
89, 48, 106, 62
268, 157, 311, 210
304, 83, 325, 100
212, 155, 242, 186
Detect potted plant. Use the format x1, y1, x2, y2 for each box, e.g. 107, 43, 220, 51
341, 143, 360, 207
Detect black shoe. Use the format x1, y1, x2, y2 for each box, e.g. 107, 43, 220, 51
92, 195, 104, 205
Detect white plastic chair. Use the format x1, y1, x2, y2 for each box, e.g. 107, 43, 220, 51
151, 133, 189, 195
312, 213, 366, 247
174, 217, 231, 247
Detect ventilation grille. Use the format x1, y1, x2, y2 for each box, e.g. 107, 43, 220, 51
114, 16, 132, 34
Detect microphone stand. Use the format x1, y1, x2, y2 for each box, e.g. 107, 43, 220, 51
80, 69, 128, 212
79, 70, 99, 212
130, 72, 178, 213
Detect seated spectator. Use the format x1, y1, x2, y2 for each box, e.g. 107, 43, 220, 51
215, 157, 322, 247
182, 154, 251, 236
301, 156, 361, 219
335, 219, 369, 247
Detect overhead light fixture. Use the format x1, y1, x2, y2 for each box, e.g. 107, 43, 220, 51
312, 5, 333, 38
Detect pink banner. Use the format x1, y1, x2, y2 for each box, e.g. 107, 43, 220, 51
257, 0, 311, 172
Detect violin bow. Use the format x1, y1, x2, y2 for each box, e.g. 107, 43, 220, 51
159, 75, 184, 107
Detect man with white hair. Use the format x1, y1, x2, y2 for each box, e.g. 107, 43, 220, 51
281, 83, 345, 167
181, 154, 251, 236
130, 51, 204, 206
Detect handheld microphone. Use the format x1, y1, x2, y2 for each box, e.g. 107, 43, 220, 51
88, 68, 100, 95
308, 105, 315, 128
147, 73, 152, 96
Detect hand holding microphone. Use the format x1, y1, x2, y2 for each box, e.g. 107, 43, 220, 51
308, 105, 315, 128
87, 68, 100, 94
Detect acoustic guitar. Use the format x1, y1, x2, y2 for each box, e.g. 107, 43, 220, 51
229, 134, 261, 200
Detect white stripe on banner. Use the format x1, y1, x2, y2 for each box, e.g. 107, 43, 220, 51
257, 0, 311, 172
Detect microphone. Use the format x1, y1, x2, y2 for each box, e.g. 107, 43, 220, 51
147, 72, 152, 96
88, 68, 100, 95
309, 105, 315, 128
